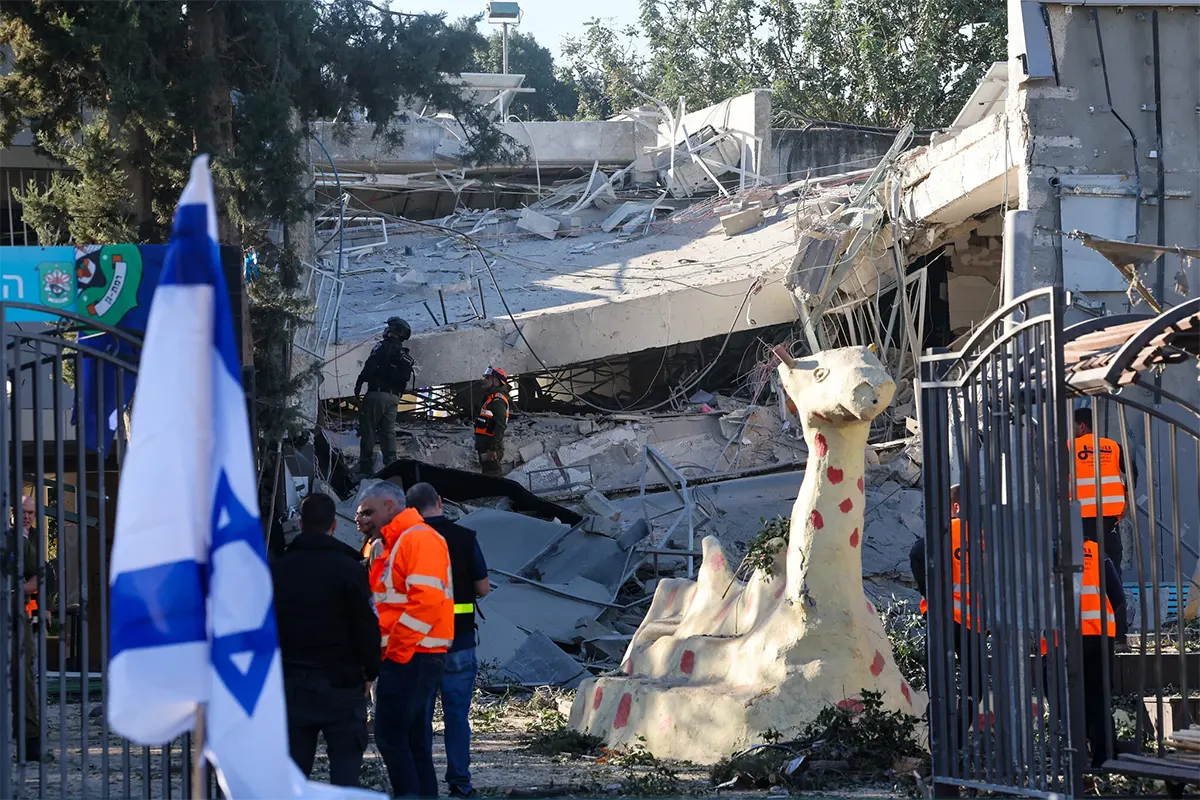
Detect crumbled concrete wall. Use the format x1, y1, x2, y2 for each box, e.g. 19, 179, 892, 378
664, 90, 773, 183
1010, 0, 1200, 584
771, 127, 931, 182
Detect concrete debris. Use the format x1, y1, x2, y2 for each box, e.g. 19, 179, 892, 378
720, 204, 765, 237
517, 207, 561, 240
492, 630, 589, 688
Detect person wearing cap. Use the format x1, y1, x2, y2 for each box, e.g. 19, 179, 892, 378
473, 367, 511, 477
354, 317, 415, 479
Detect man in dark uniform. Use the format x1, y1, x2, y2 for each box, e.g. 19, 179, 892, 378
407, 483, 490, 798
473, 367, 510, 477
354, 317, 415, 479
272, 493, 380, 786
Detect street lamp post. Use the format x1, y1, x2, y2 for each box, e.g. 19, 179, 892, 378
486, 2, 522, 78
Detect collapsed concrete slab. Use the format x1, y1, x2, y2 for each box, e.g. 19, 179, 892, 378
569, 346, 928, 763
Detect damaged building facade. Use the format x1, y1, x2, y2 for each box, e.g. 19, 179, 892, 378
285, 0, 1198, 687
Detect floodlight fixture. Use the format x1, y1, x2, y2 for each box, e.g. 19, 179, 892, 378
486, 2, 522, 76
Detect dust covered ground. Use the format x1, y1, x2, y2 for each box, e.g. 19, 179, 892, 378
18, 691, 909, 799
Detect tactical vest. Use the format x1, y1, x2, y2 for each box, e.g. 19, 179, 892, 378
439, 523, 480, 651
474, 392, 510, 438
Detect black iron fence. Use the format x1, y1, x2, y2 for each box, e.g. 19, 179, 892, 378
1, 302, 212, 799
920, 287, 1200, 798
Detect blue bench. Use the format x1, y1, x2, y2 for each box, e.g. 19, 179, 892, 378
1123, 583, 1192, 618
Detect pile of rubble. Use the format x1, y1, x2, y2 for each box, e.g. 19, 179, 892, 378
302, 413, 927, 691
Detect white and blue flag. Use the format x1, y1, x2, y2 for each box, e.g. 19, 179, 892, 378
107, 156, 382, 799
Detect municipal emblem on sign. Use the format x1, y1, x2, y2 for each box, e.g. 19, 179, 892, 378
36, 261, 77, 307
75, 244, 144, 327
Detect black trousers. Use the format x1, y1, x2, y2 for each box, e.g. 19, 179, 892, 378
1081, 636, 1117, 769
1081, 516, 1123, 579
289, 716, 368, 787
283, 667, 369, 787
925, 621, 983, 735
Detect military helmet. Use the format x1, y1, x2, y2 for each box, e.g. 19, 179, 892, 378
386, 317, 411, 341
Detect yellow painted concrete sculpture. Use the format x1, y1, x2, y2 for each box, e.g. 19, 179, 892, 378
569, 346, 928, 763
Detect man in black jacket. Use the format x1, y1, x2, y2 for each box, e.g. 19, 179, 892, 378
406, 483, 490, 798
354, 317, 416, 479
272, 493, 380, 787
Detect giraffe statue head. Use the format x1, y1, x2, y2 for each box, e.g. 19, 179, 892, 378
774, 345, 895, 426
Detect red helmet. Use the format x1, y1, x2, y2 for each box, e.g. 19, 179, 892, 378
484, 366, 509, 382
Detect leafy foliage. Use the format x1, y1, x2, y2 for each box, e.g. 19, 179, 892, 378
710, 689, 924, 788
558, 21, 648, 121
559, 1, 1006, 128
877, 596, 928, 692
740, 515, 788, 578
0, 0, 513, 520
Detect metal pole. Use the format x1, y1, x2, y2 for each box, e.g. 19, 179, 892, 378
191, 704, 207, 799
1002, 210, 1035, 329
502, 22, 509, 75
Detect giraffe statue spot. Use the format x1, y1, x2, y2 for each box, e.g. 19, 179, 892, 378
869, 650, 885, 676
614, 694, 633, 729
810, 510, 824, 530
827, 466, 844, 484
839, 497, 854, 513
901, 683, 912, 705
857, 477, 864, 494
814, 433, 829, 457
680, 650, 695, 675
594, 687, 605, 710
849, 528, 860, 548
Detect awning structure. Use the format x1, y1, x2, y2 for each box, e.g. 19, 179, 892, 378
1063, 298, 1200, 396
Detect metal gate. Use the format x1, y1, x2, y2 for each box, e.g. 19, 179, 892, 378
1, 302, 205, 799
920, 287, 1086, 797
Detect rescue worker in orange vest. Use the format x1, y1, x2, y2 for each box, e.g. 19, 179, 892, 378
1072, 408, 1134, 580
474, 367, 511, 477
909, 484, 983, 731
357, 480, 454, 798
1039, 525, 1126, 768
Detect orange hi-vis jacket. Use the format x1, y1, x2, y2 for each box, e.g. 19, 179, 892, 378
1079, 540, 1117, 637
1039, 540, 1116, 654
370, 508, 455, 664
1074, 434, 1126, 519
919, 519, 979, 630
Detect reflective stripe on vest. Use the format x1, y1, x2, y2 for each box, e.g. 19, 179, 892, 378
474, 393, 509, 436
407, 573, 448, 593
1074, 436, 1125, 518
950, 519, 981, 630
1080, 540, 1116, 637
376, 522, 429, 646
454, 603, 475, 614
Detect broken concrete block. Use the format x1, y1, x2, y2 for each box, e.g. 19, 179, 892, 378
518, 440, 546, 462
496, 630, 588, 688
558, 215, 583, 236
720, 205, 764, 237
602, 202, 651, 233
616, 518, 651, 551
582, 514, 623, 538
517, 207, 560, 240
582, 489, 622, 523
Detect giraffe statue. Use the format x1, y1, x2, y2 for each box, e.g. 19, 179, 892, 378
568, 346, 928, 763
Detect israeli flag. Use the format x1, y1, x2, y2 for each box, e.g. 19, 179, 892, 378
108, 157, 383, 799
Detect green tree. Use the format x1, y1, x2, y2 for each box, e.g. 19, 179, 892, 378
558, 19, 649, 120
640, 0, 767, 111
762, 0, 1006, 129
451, 16, 579, 121
1, 0, 513, 516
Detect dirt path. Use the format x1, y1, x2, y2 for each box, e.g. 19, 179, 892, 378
16, 693, 908, 799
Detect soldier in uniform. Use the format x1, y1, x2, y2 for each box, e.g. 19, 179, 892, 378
473, 367, 511, 477
354, 318, 415, 479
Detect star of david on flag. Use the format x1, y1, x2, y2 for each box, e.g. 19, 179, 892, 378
107, 156, 383, 799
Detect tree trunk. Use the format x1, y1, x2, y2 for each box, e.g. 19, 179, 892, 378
187, 0, 238, 245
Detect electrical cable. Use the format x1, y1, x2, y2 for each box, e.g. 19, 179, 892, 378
1091, 8, 1141, 242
